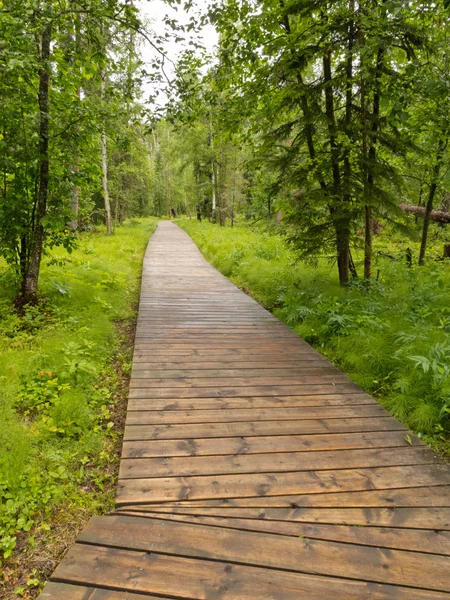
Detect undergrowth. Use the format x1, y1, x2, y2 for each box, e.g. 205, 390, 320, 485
179, 218, 450, 453
0, 218, 157, 597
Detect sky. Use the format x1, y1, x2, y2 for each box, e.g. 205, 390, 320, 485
136, 0, 218, 103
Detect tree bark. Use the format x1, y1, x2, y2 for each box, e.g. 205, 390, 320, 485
323, 45, 349, 286
364, 46, 384, 278
359, 24, 373, 279
210, 116, 217, 223
70, 18, 81, 231
100, 73, 112, 234
101, 128, 112, 234
364, 206, 372, 278
23, 23, 51, 299
343, 3, 354, 205
399, 203, 450, 223
418, 139, 446, 265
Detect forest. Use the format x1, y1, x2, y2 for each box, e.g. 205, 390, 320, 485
1, 0, 450, 596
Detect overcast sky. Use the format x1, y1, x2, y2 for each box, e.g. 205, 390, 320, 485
137, 0, 218, 103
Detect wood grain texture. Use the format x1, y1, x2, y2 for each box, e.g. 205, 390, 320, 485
39, 221, 450, 599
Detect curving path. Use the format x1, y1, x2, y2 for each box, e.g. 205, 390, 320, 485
40, 221, 450, 599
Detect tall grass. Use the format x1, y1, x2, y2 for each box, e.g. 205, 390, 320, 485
0, 218, 157, 563
180, 219, 450, 451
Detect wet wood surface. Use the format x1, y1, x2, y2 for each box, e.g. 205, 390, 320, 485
40, 221, 450, 599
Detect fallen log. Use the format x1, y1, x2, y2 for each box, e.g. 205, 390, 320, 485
400, 204, 450, 223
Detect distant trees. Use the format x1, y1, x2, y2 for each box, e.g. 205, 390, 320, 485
158, 0, 450, 284
150, 98, 247, 222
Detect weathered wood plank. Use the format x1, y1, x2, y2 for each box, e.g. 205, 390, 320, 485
76, 515, 450, 591
115, 511, 450, 556
128, 374, 351, 389
121, 430, 418, 458
125, 404, 389, 425
52, 542, 450, 598
131, 359, 332, 369
118, 447, 437, 479
132, 349, 321, 360
126, 393, 376, 411
39, 582, 169, 599
131, 505, 450, 530
130, 367, 341, 379
123, 417, 406, 441
116, 464, 450, 505
138, 485, 450, 509
128, 383, 363, 398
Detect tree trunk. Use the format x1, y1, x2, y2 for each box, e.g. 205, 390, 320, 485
114, 197, 119, 232
194, 164, 202, 221
399, 204, 450, 223
415, 183, 423, 225
349, 251, 358, 278
101, 74, 112, 235
23, 23, 51, 299
101, 129, 112, 234
70, 19, 81, 231
209, 113, 217, 223
359, 21, 371, 279
418, 139, 446, 265
364, 46, 384, 278
323, 45, 349, 285
342, 2, 354, 204
364, 206, 372, 279
211, 162, 217, 222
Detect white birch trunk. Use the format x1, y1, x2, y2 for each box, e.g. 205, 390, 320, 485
101, 74, 112, 235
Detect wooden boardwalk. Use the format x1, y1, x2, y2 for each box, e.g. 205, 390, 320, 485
40, 221, 450, 599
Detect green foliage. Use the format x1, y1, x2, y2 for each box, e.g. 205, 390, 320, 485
0, 0, 154, 297
180, 218, 450, 445
166, 0, 450, 283
0, 218, 156, 561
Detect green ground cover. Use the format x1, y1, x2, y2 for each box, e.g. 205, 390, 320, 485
179, 219, 450, 453
0, 218, 156, 596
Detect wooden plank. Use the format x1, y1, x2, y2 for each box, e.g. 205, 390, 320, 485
125, 405, 389, 425
127, 393, 376, 411
128, 375, 351, 388
121, 430, 418, 459
135, 505, 450, 530
130, 367, 341, 379
132, 349, 321, 359
76, 515, 450, 591
128, 384, 362, 398
139, 485, 450, 509
116, 511, 450, 556
134, 321, 291, 326
39, 582, 168, 599
116, 464, 450, 505
51, 543, 449, 599
131, 359, 332, 369
133, 340, 312, 347
118, 447, 437, 479
123, 417, 406, 441
134, 329, 297, 336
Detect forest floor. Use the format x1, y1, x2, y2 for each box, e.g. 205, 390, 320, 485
0, 218, 157, 599
179, 217, 450, 456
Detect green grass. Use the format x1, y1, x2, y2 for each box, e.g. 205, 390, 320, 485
179, 218, 450, 451
0, 218, 157, 573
